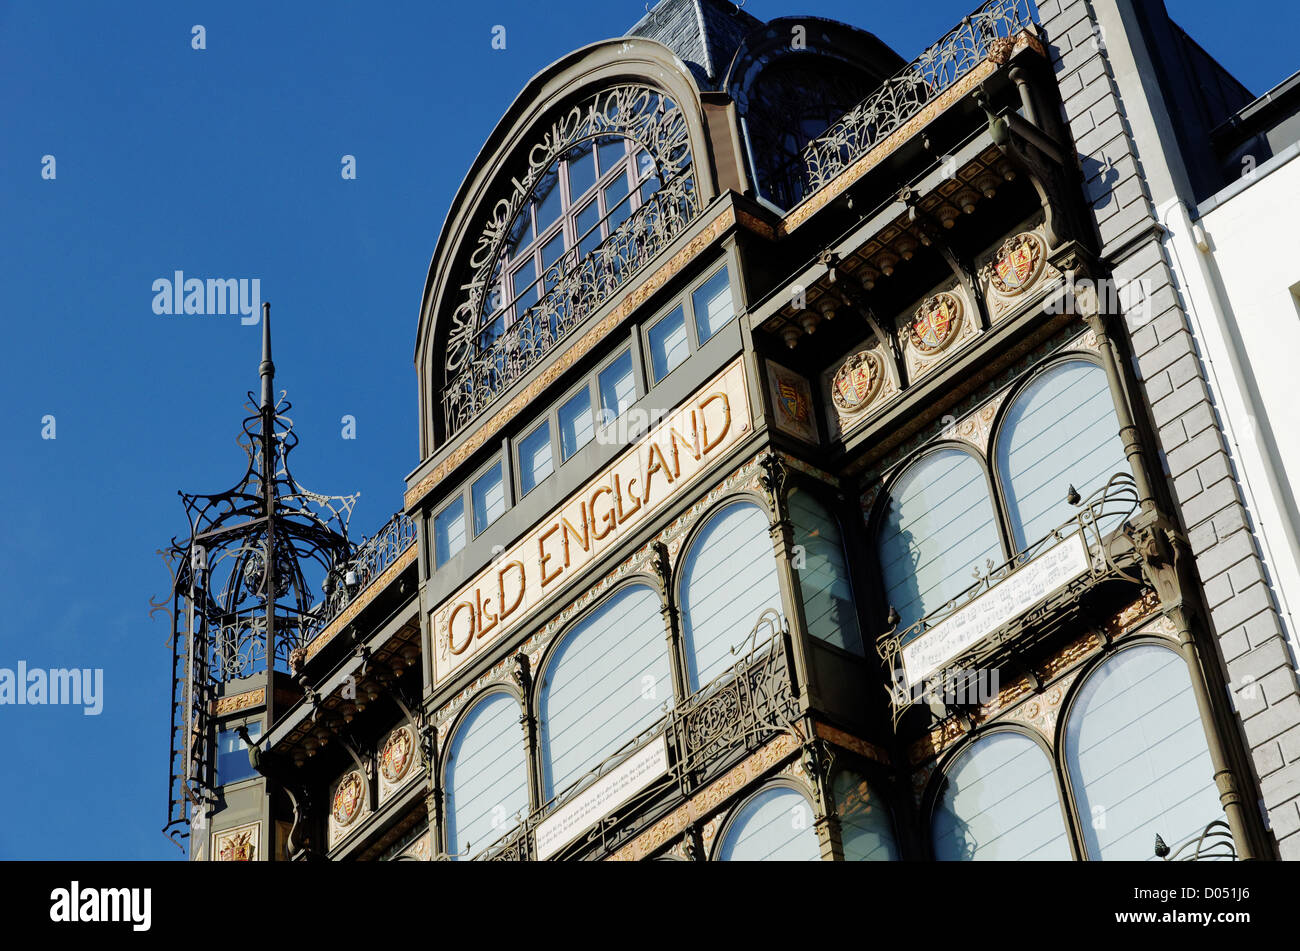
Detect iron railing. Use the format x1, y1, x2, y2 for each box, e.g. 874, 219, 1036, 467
798, 0, 1036, 201
1156, 820, 1236, 861
463, 609, 799, 861
442, 172, 701, 437
304, 511, 418, 645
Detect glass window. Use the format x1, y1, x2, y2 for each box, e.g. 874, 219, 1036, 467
534, 167, 563, 233
647, 305, 689, 383
566, 143, 597, 200
596, 136, 626, 174
597, 350, 636, 427
471, 463, 505, 536
518, 421, 553, 496
789, 488, 863, 655
434, 496, 467, 569
604, 173, 632, 232
877, 449, 1002, 636
576, 200, 602, 258
692, 268, 735, 343
540, 230, 567, 278
512, 258, 538, 311
217, 722, 262, 785
834, 769, 898, 861
558, 388, 594, 461
538, 585, 671, 799
717, 786, 820, 861
680, 501, 782, 690
444, 693, 530, 860
932, 731, 1072, 860
997, 359, 1129, 550
1065, 646, 1223, 860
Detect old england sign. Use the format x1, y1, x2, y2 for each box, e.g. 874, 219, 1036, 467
432, 359, 752, 684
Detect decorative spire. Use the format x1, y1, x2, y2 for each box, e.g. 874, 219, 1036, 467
259, 302, 274, 412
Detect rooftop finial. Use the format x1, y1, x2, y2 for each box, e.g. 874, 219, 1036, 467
259, 301, 274, 411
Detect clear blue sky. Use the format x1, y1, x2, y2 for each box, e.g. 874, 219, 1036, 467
0, 0, 1293, 859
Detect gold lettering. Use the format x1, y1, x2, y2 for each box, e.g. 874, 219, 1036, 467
643, 441, 675, 502
539, 524, 564, 586
561, 502, 590, 567
698, 392, 732, 454
669, 411, 700, 477
614, 472, 642, 524
590, 485, 617, 540
447, 602, 476, 656
476, 586, 498, 640
498, 561, 526, 620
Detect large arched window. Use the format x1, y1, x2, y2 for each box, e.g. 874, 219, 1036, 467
1065, 645, 1223, 860
996, 359, 1129, 550
789, 488, 864, 655
680, 501, 783, 691
716, 785, 821, 861
931, 731, 1072, 861
538, 584, 672, 800
444, 692, 530, 860
877, 449, 1002, 635
834, 769, 898, 861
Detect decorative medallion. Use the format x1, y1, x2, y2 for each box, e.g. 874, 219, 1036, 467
766, 361, 818, 443
987, 232, 1046, 296
831, 350, 884, 414
214, 822, 259, 862
332, 771, 364, 827
909, 293, 963, 355
380, 727, 415, 784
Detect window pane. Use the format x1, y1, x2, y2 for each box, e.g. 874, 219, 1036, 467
539, 584, 671, 799
692, 267, 735, 343
834, 769, 897, 861
789, 488, 863, 654
505, 209, 532, 261
647, 305, 689, 383
518, 421, 553, 496
512, 258, 538, 311
717, 786, 820, 861
640, 176, 661, 206
444, 693, 529, 860
597, 350, 636, 427
434, 497, 466, 568
540, 230, 566, 277
1065, 646, 1223, 860
596, 136, 627, 174
217, 722, 262, 785
604, 174, 632, 232
558, 387, 594, 461
533, 166, 563, 233
997, 360, 1129, 550
932, 732, 1072, 860
877, 450, 1002, 636
576, 200, 602, 258
681, 502, 782, 690
566, 143, 597, 201
635, 150, 656, 183
471, 462, 505, 536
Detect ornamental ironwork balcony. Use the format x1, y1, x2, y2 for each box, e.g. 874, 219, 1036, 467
303, 511, 418, 646
1155, 820, 1236, 861
442, 172, 701, 437
797, 0, 1036, 203
877, 472, 1144, 720
465, 609, 800, 862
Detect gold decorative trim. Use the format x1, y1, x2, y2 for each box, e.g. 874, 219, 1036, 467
814, 722, 890, 766
215, 688, 264, 716
304, 545, 417, 661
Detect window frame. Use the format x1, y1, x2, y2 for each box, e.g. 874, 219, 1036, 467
712, 779, 822, 862
639, 262, 738, 385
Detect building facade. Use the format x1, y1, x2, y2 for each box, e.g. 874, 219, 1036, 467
163, 0, 1300, 861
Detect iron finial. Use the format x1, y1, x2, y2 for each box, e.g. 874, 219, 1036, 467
259, 301, 274, 411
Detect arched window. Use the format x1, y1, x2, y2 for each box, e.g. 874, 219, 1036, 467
680, 501, 783, 691
932, 731, 1072, 861
833, 769, 898, 861
789, 487, 864, 655
716, 785, 821, 861
538, 584, 672, 800
1065, 645, 1223, 860
996, 359, 1129, 550
877, 449, 1002, 635
444, 692, 530, 860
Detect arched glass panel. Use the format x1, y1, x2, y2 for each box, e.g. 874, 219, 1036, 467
539, 584, 671, 799
1065, 645, 1223, 860
877, 450, 1002, 635
717, 786, 821, 861
932, 731, 1072, 860
997, 359, 1129, 550
444, 693, 530, 860
834, 769, 898, 861
680, 501, 782, 691
789, 488, 863, 655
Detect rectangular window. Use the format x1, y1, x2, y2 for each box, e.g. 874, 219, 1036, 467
604, 174, 632, 232
513, 258, 538, 311
576, 200, 602, 258
558, 387, 595, 461
471, 463, 505, 536
217, 722, 262, 786
567, 145, 597, 200
596, 137, 626, 174
648, 305, 689, 382
692, 267, 734, 343
598, 350, 636, 426
434, 497, 467, 568
518, 421, 553, 496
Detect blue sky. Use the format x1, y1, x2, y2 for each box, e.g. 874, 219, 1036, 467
0, 0, 1294, 859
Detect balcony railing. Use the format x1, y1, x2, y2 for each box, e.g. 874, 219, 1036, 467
465, 609, 799, 861
304, 512, 418, 646
442, 173, 701, 437
798, 0, 1036, 201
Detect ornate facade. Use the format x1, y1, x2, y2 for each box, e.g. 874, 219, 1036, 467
164, 0, 1300, 862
